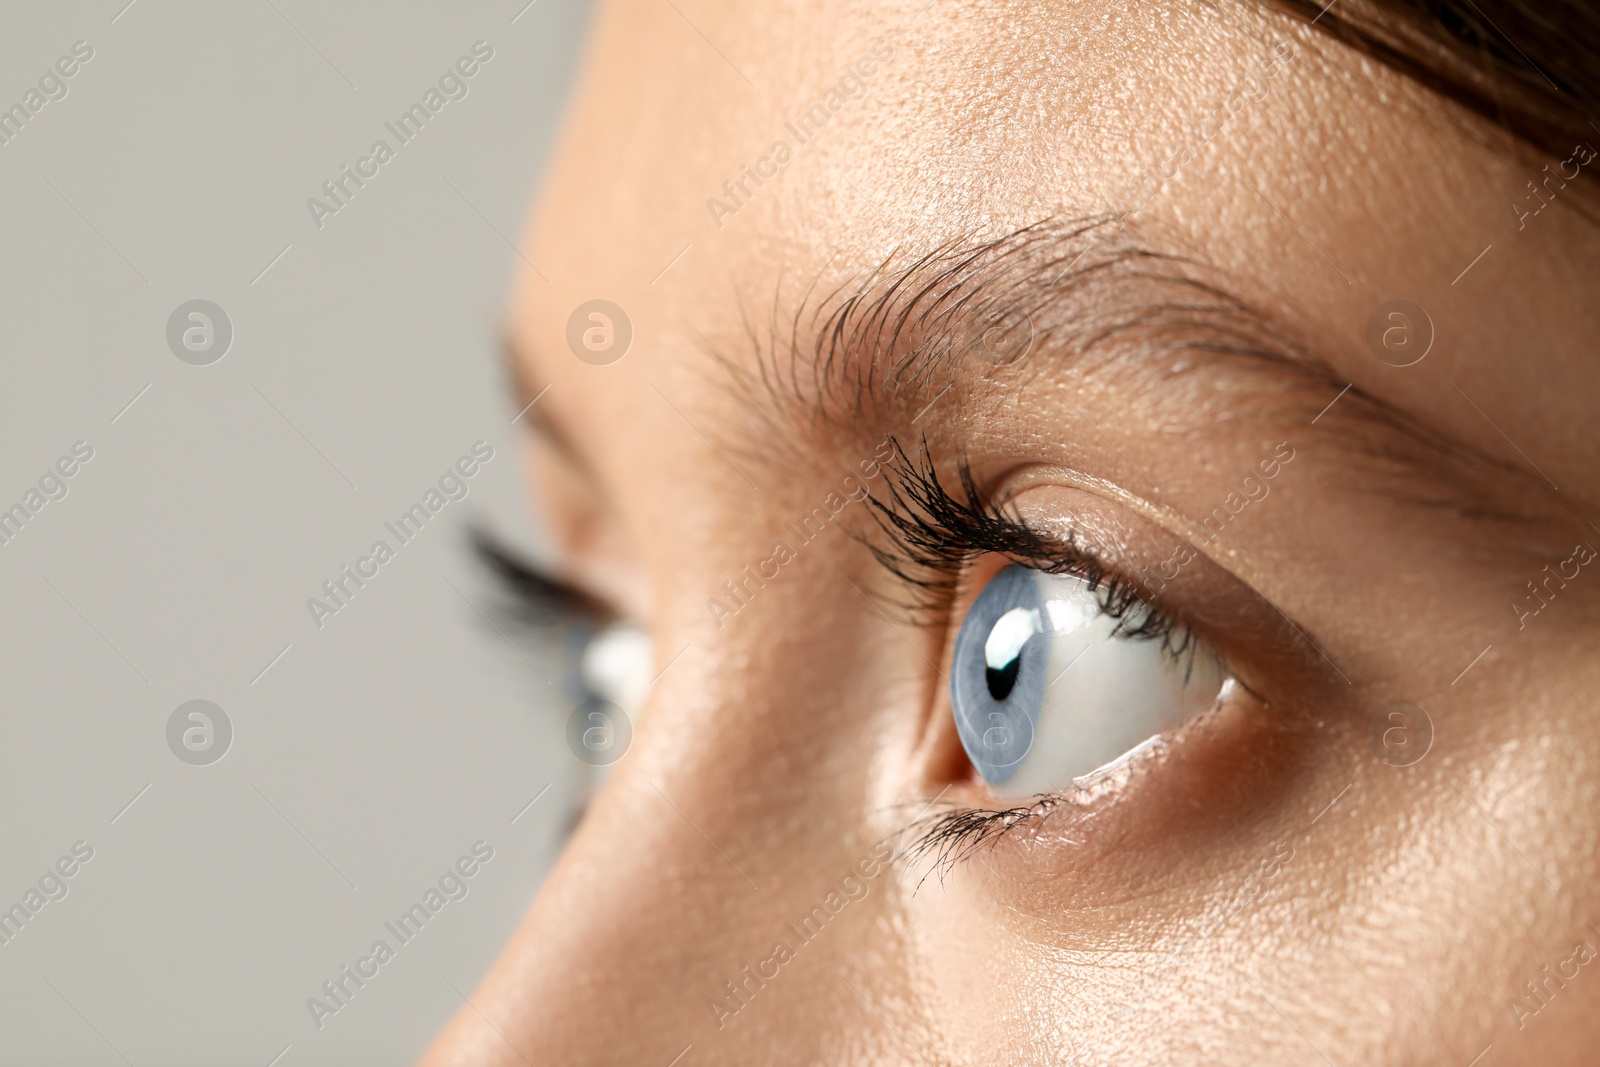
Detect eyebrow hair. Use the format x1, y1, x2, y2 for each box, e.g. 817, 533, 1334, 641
715, 215, 1567, 531
723, 216, 1318, 447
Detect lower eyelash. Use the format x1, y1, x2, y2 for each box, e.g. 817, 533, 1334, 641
903, 730, 1180, 876
900, 796, 1071, 884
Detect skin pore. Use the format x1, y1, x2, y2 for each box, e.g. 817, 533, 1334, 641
420, 1, 1600, 1064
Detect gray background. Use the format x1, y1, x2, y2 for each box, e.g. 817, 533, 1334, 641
0, 2, 592, 1063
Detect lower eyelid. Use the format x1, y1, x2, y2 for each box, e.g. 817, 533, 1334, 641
911, 675, 1313, 883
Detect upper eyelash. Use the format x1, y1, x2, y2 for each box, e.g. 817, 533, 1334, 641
471, 527, 613, 627
862, 436, 1195, 661
473, 437, 1187, 655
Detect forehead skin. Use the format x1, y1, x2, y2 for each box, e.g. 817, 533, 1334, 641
523, 0, 1597, 511
422, 1, 1600, 1065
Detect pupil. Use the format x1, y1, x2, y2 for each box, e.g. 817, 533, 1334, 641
986, 653, 1022, 701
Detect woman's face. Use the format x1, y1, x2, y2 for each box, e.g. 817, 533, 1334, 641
422, 1, 1600, 1063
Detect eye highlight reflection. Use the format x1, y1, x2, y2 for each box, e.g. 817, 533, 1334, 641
951, 564, 1228, 798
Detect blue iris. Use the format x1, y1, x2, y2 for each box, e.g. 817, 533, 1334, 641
950, 565, 1050, 784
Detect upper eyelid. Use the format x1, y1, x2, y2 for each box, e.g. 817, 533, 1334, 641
865, 446, 1351, 700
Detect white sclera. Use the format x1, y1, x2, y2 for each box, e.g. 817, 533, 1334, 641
997, 574, 1226, 797
581, 622, 652, 714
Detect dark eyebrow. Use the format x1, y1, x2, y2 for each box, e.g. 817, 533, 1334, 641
719, 215, 1566, 531
732, 215, 1331, 438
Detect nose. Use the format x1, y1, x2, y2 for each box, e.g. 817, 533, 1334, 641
415, 629, 922, 1065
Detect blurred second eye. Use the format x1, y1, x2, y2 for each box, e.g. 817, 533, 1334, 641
950, 564, 1228, 798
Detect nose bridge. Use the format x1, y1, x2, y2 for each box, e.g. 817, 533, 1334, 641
418, 760, 906, 1064
419, 596, 926, 1065
413, 772, 746, 1062
476, 782, 763, 1061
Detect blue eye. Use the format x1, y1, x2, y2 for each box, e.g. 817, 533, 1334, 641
951, 564, 1227, 796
